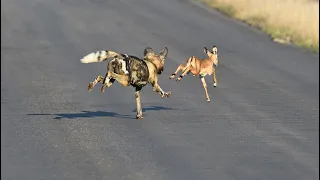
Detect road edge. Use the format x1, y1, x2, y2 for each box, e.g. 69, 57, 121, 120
188, 0, 319, 55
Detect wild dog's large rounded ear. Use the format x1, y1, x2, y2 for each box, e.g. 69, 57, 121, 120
159, 46, 168, 60
212, 46, 218, 54
144, 47, 155, 58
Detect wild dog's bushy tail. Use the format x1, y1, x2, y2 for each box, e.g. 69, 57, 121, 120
80, 50, 122, 64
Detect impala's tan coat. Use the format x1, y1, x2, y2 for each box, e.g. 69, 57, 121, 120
169, 46, 219, 102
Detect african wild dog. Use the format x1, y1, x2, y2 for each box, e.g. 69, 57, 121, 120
80, 47, 171, 119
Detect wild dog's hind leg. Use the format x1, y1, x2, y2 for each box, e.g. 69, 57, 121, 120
88, 75, 105, 92
108, 71, 130, 87
169, 64, 186, 79
101, 59, 119, 92
100, 72, 116, 92
135, 87, 143, 119
200, 76, 211, 102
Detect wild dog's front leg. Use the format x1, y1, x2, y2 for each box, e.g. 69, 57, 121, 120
154, 83, 172, 98
88, 75, 105, 92
200, 76, 211, 102
151, 78, 171, 98
169, 64, 186, 79
135, 87, 143, 119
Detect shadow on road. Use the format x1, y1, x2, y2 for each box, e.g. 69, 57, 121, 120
27, 106, 177, 120
28, 110, 132, 120
132, 105, 176, 112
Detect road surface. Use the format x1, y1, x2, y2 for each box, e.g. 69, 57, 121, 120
1, 0, 319, 179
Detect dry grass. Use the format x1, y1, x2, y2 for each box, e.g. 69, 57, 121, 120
201, 0, 319, 53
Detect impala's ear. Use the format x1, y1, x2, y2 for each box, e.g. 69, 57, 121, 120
159, 46, 168, 60
144, 47, 155, 58
204, 47, 209, 54
204, 47, 213, 56
212, 46, 218, 54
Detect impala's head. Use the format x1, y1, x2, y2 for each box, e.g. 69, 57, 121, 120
143, 46, 169, 74
204, 46, 219, 66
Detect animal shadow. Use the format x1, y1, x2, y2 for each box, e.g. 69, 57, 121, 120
28, 110, 132, 120
132, 105, 176, 113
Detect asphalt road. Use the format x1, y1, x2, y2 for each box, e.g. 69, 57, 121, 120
1, 0, 319, 179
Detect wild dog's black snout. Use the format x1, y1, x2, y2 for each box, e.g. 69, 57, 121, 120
158, 67, 164, 74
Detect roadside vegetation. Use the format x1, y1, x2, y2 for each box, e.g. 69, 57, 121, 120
201, 0, 319, 53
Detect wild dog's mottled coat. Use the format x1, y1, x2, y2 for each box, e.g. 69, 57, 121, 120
80, 47, 170, 119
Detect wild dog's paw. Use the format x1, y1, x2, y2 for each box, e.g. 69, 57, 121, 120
206, 98, 211, 103
136, 114, 143, 119
100, 85, 107, 92
213, 82, 217, 87
161, 91, 171, 98
88, 82, 95, 92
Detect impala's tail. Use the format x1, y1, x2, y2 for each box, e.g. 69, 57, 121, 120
80, 50, 122, 64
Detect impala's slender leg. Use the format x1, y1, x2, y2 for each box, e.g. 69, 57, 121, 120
213, 68, 217, 87
200, 76, 210, 102
176, 66, 191, 81
169, 64, 186, 79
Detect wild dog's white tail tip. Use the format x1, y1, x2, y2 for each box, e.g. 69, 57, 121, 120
80, 50, 107, 64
